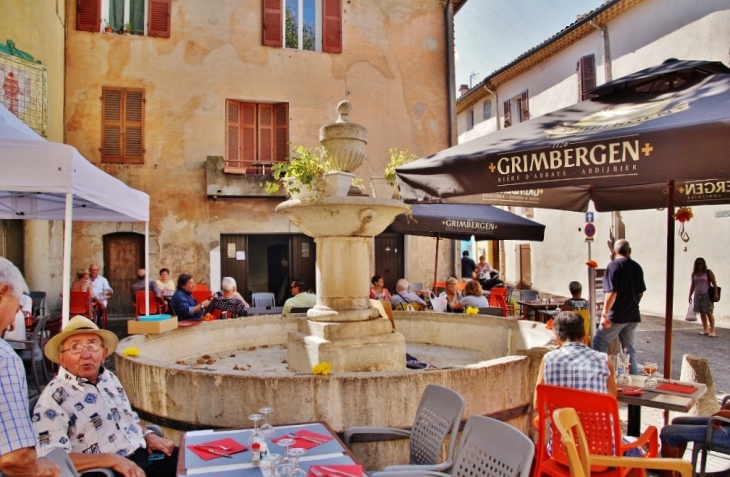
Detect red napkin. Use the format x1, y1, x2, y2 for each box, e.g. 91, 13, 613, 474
272, 429, 333, 450
187, 437, 247, 461
308, 464, 362, 477
617, 387, 644, 396
657, 382, 698, 395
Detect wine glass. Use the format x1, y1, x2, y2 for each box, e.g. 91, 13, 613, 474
617, 354, 632, 385
259, 407, 274, 438
273, 438, 296, 477
263, 453, 282, 477
247, 413, 264, 446
644, 362, 658, 389
287, 447, 308, 477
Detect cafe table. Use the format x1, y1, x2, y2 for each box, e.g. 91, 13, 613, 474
177, 421, 366, 476
616, 375, 707, 437
517, 301, 559, 321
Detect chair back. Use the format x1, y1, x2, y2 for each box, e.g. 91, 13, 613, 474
408, 282, 425, 292
490, 287, 508, 298
252, 292, 276, 308
451, 415, 534, 477
29, 394, 40, 417
193, 284, 209, 291
69, 291, 93, 318
409, 384, 465, 466
488, 294, 508, 316
29, 291, 46, 317
520, 290, 539, 302
434, 281, 447, 293
135, 291, 161, 318
191, 290, 213, 304
478, 307, 503, 316
506, 285, 515, 299
290, 307, 311, 313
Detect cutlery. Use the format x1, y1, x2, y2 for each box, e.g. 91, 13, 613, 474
321, 466, 359, 477
311, 468, 325, 477
288, 432, 327, 444
194, 445, 233, 458
201, 444, 231, 450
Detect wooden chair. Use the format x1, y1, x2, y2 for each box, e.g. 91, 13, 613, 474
134, 291, 166, 318
534, 385, 658, 477
553, 407, 693, 477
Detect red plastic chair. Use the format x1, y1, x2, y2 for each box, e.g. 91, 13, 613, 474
193, 284, 209, 292
134, 291, 165, 318
191, 290, 212, 304
534, 384, 658, 477
488, 294, 508, 316
69, 291, 93, 319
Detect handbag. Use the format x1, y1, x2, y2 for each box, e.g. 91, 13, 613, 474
707, 270, 722, 302
429, 292, 448, 313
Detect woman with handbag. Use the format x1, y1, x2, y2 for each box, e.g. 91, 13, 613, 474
689, 257, 719, 337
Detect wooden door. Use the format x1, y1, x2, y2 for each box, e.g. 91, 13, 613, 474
374, 233, 404, 293
220, 234, 248, 302
0, 220, 24, 274
103, 232, 144, 315
289, 235, 316, 295
515, 243, 532, 289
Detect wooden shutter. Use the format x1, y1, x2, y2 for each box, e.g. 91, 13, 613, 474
241, 103, 257, 165
226, 100, 242, 171
148, 0, 172, 38
77, 0, 101, 32
262, 0, 283, 47
123, 89, 145, 164
503, 99, 511, 128
322, 0, 342, 53
102, 88, 123, 163
579, 55, 596, 101
273, 103, 289, 162
520, 90, 529, 122
258, 103, 274, 164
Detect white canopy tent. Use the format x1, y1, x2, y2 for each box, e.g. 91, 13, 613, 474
0, 104, 150, 324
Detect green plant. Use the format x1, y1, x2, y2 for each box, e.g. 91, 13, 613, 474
384, 148, 418, 186
262, 145, 332, 197
124, 22, 132, 32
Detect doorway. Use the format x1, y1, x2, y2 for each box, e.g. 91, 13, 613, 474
103, 232, 144, 315
0, 220, 23, 273
515, 243, 532, 289
374, 232, 404, 293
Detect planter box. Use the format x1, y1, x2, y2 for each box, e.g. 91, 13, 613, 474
370, 176, 395, 198
128, 316, 178, 334
324, 171, 355, 197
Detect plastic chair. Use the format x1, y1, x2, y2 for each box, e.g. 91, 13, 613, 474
29, 291, 46, 317
69, 291, 94, 319
434, 281, 447, 293
489, 287, 515, 315
191, 290, 213, 305
478, 307, 504, 316
690, 395, 730, 477
8, 314, 50, 393
193, 284, 209, 291
134, 291, 165, 318
289, 307, 311, 313
553, 407, 693, 477
252, 292, 276, 308
488, 294, 508, 317
344, 384, 465, 473
534, 385, 658, 477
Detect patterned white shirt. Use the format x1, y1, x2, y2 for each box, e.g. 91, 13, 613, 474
32, 366, 146, 457
543, 342, 609, 394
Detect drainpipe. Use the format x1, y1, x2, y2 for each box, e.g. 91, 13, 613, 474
484, 85, 499, 130
484, 84, 505, 275
589, 20, 612, 82
445, 0, 456, 147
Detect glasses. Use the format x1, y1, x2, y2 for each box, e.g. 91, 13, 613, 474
60, 342, 103, 354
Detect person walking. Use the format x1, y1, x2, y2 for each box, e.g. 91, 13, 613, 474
592, 239, 646, 375
689, 257, 719, 337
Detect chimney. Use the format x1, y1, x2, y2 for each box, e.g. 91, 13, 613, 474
459, 84, 470, 97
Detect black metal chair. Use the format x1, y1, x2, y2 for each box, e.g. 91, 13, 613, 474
478, 307, 504, 316
7, 314, 50, 393
691, 395, 730, 477
289, 307, 311, 313
29, 291, 47, 318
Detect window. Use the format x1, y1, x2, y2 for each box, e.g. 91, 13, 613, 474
101, 87, 145, 164
225, 100, 289, 174
77, 0, 171, 38
466, 110, 474, 131
503, 90, 529, 128
482, 100, 492, 120
578, 54, 596, 101
263, 0, 342, 53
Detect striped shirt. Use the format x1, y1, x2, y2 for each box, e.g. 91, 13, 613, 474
0, 339, 36, 456
543, 342, 609, 393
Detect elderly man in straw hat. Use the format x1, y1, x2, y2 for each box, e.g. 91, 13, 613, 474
0, 257, 60, 476
33, 316, 177, 477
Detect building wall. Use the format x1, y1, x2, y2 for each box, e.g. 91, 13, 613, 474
456, 0, 730, 320
0, 0, 67, 304
64, 1, 452, 297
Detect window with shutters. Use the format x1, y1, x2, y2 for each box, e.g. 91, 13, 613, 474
466, 110, 474, 131
263, 0, 342, 53
78, 0, 171, 38
577, 54, 597, 101
482, 100, 492, 120
503, 90, 529, 128
101, 87, 145, 164
225, 100, 289, 174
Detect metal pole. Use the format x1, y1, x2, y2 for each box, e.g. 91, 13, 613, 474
664, 181, 675, 379
587, 239, 596, 342
61, 193, 73, 326
433, 235, 440, 291
145, 221, 149, 316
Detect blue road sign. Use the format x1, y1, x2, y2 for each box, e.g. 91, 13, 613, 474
585, 212, 595, 223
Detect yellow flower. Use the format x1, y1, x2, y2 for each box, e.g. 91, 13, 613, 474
312, 362, 332, 376
122, 346, 140, 357
465, 306, 479, 315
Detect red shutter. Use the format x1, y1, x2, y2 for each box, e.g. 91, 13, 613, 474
102, 88, 123, 163
503, 99, 511, 128
273, 103, 289, 162
241, 102, 257, 165
322, 0, 342, 53
148, 0, 172, 38
262, 0, 283, 47
77, 0, 101, 32
520, 90, 529, 122
225, 100, 243, 172
579, 55, 596, 101
258, 103, 274, 164
123, 89, 145, 164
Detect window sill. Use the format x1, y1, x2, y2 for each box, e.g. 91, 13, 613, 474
206, 156, 286, 198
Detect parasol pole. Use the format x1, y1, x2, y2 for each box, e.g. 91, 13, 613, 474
433, 234, 441, 291
664, 181, 675, 380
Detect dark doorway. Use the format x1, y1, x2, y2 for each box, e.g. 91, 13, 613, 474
374, 232, 404, 293
220, 234, 248, 302
103, 232, 144, 315
289, 234, 316, 297
0, 220, 24, 273
267, 244, 289, 303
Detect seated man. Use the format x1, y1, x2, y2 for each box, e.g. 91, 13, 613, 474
282, 279, 316, 314
389, 279, 427, 310
206, 277, 248, 317
131, 268, 166, 312
170, 274, 210, 321
660, 401, 730, 468
33, 315, 178, 477
0, 257, 60, 476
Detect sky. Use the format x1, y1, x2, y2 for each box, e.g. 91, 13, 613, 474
455, 0, 606, 90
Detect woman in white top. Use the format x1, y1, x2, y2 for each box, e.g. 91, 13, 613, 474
459, 280, 488, 309
440, 277, 463, 312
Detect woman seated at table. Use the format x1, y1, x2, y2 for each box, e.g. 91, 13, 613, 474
206, 276, 249, 317
369, 275, 392, 301
156, 267, 176, 295
459, 280, 489, 310
69, 268, 101, 319
440, 277, 463, 312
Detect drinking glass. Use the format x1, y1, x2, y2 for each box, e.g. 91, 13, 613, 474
617, 354, 632, 385
259, 407, 274, 438
287, 448, 308, 477
644, 361, 658, 388
273, 438, 296, 477
247, 413, 264, 446
263, 453, 282, 477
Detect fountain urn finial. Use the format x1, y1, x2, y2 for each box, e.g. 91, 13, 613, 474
319, 101, 368, 173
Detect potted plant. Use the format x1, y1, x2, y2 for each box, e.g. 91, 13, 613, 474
124, 22, 132, 35
263, 146, 330, 200
372, 148, 418, 198
103, 19, 112, 33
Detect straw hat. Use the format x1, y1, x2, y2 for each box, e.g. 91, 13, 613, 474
44, 315, 118, 364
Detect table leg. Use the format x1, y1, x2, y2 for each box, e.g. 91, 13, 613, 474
627, 404, 641, 437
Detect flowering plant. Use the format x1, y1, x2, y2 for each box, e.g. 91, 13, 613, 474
312, 362, 332, 376
384, 148, 418, 186
122, 346, 140, 357
465, 306, 479, 315
673, 207, 693, 223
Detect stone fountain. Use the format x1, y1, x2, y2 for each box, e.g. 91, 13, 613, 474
278, 101, 409, 372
